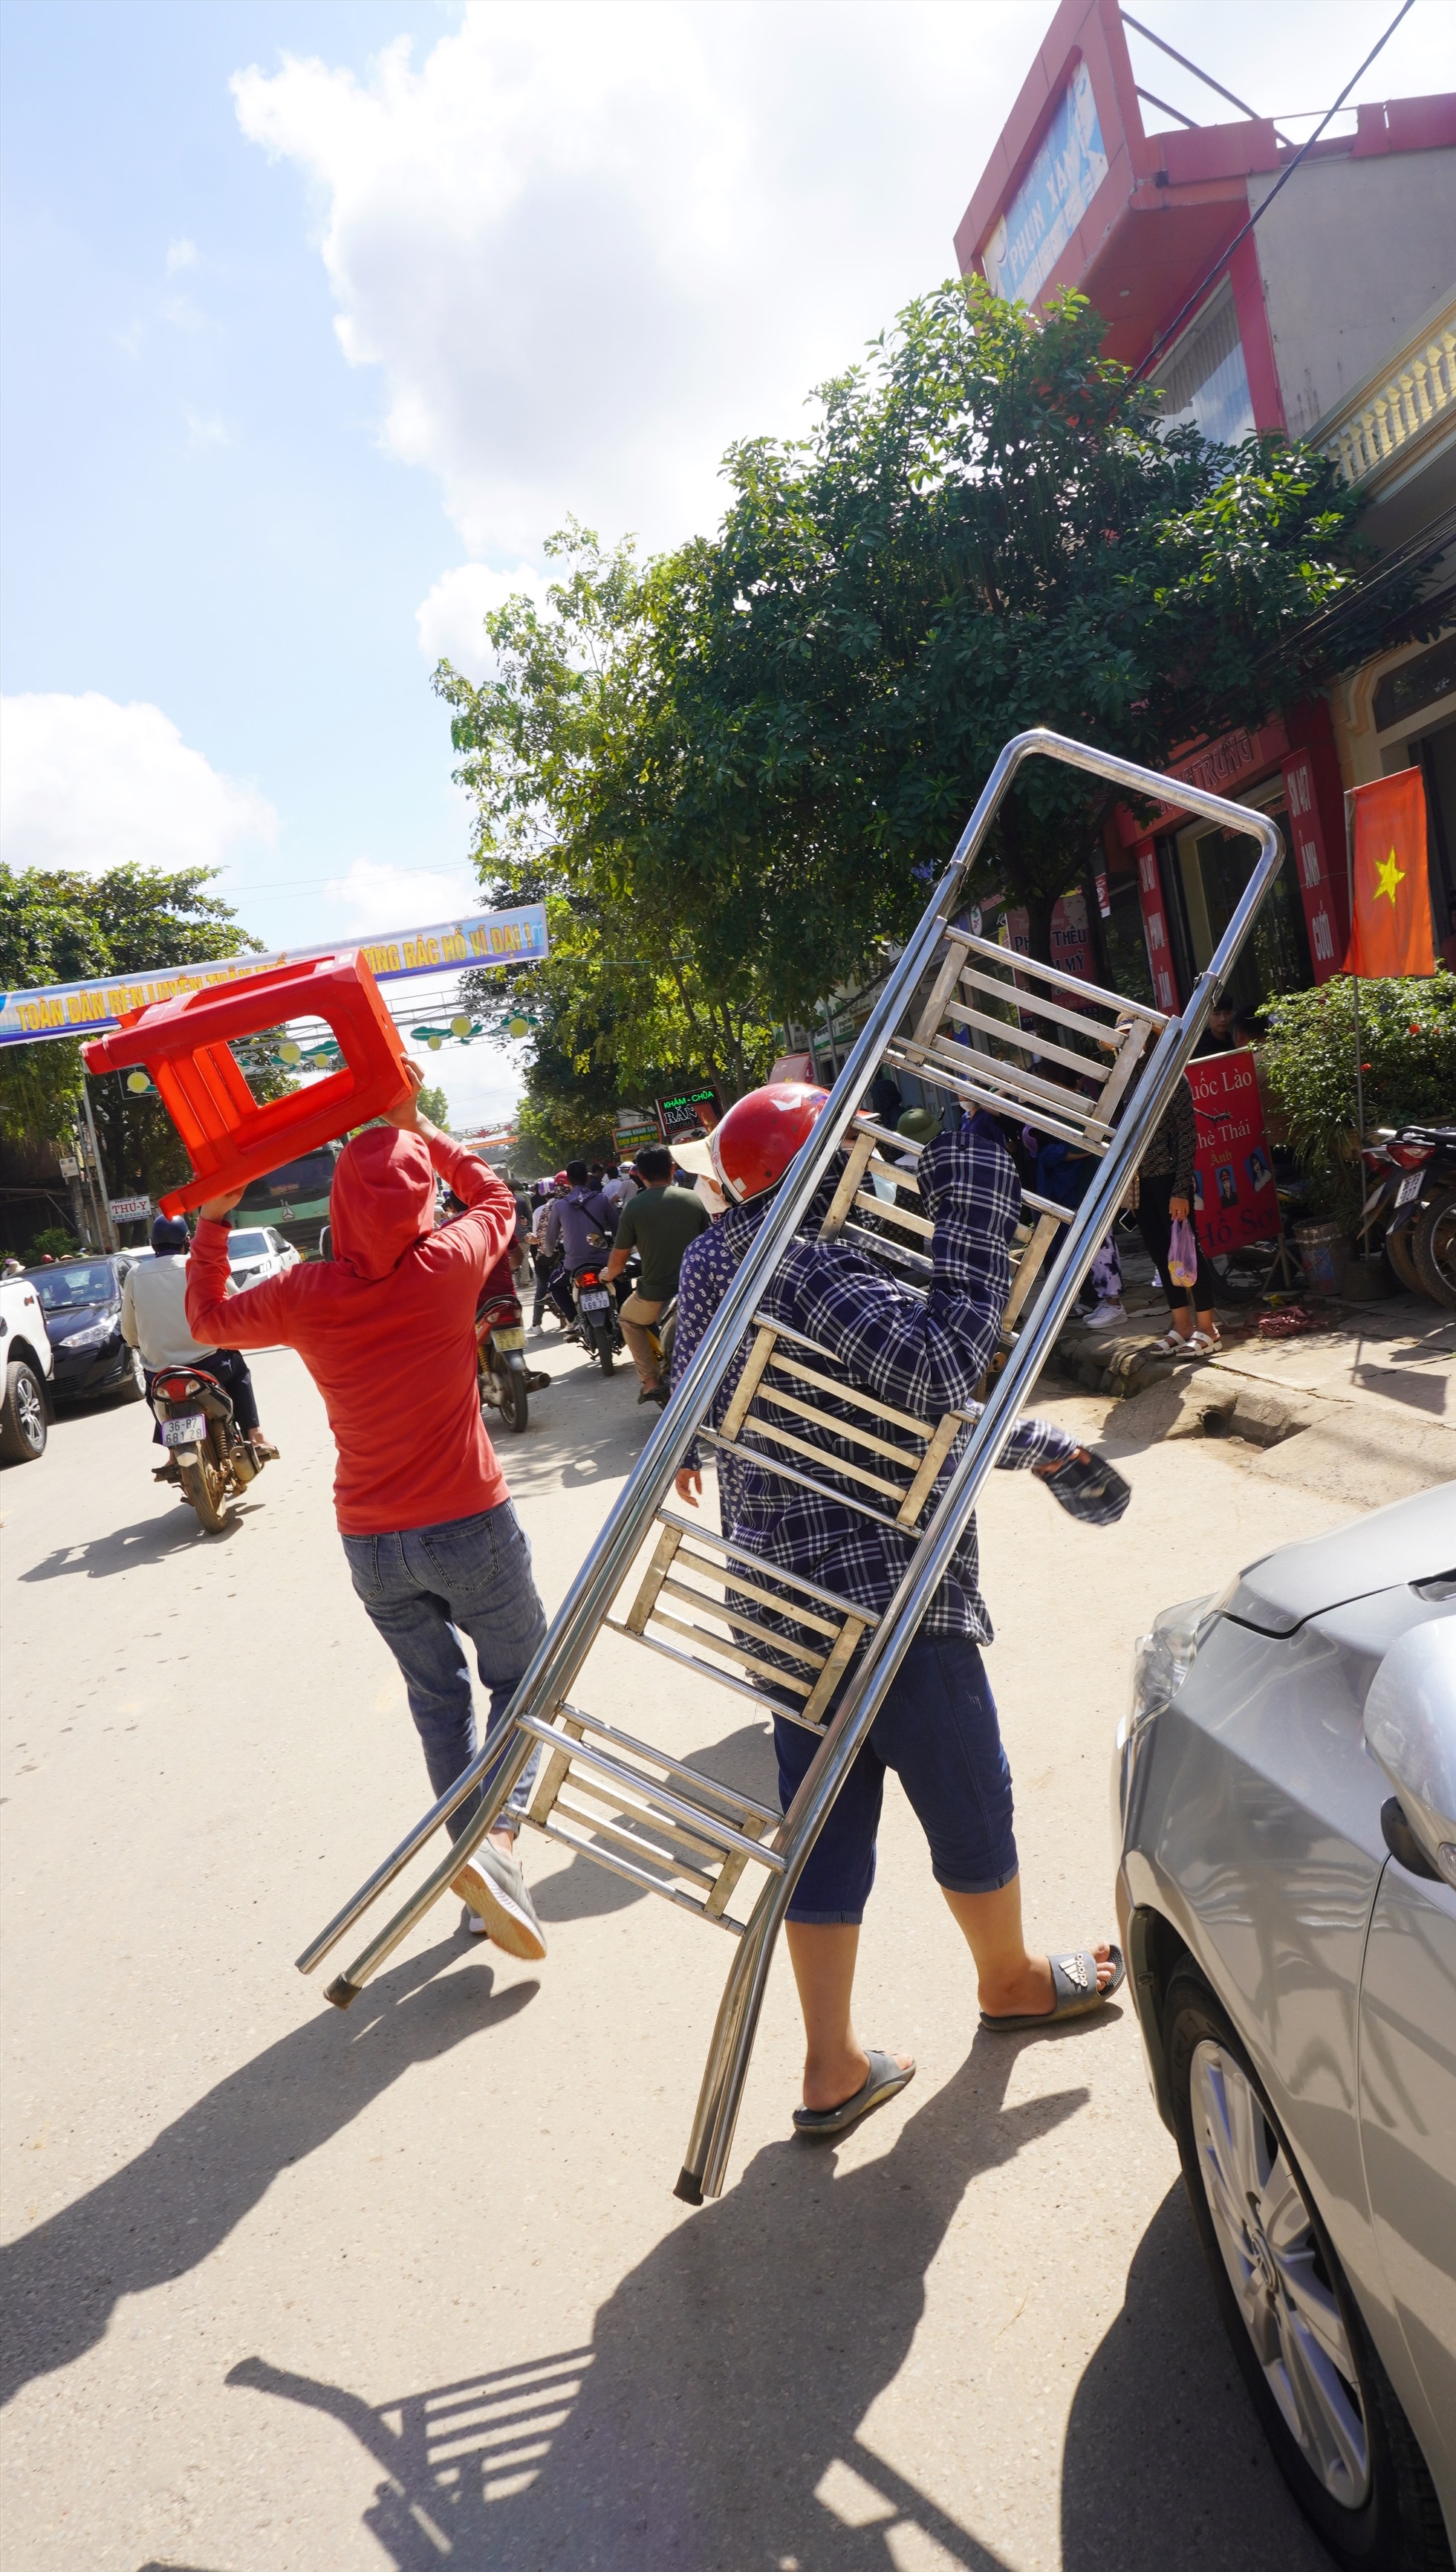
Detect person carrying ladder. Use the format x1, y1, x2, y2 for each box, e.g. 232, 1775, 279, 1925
671, 1083, 1128, 2140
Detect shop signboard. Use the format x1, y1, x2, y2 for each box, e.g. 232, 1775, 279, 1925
0, 902, 550, 1048
1187, 1050, 1280, 1252
1133, 839, 1179, 1015
614, 1108, 660, 1160
655, 1085, 721, 1145
982, 58, 1108, 305
1280, 751, 1342, 982
108, 1194, 151, 1224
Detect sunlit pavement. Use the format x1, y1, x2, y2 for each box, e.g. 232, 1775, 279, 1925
1, 1337, 1348, 2570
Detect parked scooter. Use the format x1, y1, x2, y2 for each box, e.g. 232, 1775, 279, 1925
149, 1363, 268, 1531
1362, 1124, 1456, 1308
475, 1274, 533, 1432
572, 1264, 625, 1373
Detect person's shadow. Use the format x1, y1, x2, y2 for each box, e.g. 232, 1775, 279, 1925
228, 2031, 1096, 2569
0, 1938, 536, 2412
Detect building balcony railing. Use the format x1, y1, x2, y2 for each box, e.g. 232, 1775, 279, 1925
1317, 293, 1456, 494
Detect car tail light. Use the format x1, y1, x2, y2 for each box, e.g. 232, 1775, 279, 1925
1389, 1143, 1434, 1168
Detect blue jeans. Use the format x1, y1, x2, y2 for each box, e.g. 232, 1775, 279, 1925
774, 1633, 1018, 1923
340, 1501, 548, 1841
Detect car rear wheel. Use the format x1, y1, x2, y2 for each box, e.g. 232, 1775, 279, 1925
0, 1359, 48, 1464
1165, 1972, 1448, 2569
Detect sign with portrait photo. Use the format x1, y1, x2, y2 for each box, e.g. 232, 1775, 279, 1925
1186, 1050, 1280, 1252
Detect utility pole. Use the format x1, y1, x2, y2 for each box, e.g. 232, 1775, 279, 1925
79, 1078, 120, 1252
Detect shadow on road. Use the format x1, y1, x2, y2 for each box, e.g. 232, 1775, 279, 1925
1061, 2183, 1328, 2571
18, 1505, 247, 1580
0, 1938, 536, 2412
228, 2034, 1096, 2570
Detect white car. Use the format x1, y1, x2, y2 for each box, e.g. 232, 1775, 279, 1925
225, 1225, 302, 1287
0, 1272, 54, 1463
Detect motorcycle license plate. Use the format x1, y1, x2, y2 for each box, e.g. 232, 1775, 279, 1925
579, 1291, 611, 1312
1395, 1170, 1423, 1206
493, 1326, 526, 1350
162, 1413, 207, 1446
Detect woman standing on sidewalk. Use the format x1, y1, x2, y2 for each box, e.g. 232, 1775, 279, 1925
1138, 1077, 1221, 1357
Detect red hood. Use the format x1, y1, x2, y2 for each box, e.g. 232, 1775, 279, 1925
330, 1127, 435, 1280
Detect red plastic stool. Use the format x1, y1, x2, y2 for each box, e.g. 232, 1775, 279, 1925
82, 952, 414, 1217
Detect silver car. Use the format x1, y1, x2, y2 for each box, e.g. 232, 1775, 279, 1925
1114, 1487, 1456, 2571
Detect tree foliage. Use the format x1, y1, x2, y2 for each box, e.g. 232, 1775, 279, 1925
1259, 971, 1456, 1226
436, 279, 1396, 1136
0, 864, 262, 1204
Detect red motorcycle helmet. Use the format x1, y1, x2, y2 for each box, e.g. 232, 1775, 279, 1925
709, 1081, 831, 1204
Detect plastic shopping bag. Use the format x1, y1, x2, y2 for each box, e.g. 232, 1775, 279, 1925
1168, 1215, 1200, 1290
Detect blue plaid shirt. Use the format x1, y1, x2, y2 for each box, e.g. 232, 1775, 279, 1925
671, 1122, 1079, 1649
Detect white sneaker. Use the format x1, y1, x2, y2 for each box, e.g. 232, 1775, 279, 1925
1086, 1301, 1127, 1331
450, 1839, 547, 1961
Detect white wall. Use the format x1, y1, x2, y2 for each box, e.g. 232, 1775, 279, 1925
1250, 149, 1456, 438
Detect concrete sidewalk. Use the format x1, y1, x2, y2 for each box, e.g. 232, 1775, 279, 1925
1052, 1266, 1455, 1505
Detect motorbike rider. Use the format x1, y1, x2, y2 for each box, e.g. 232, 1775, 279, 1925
121, 1212, 275, 1455
601, 1143, 708, 1404
539, 1159, 618, 1331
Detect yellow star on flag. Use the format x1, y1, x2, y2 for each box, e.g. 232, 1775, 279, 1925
1374, 848, 1405, 905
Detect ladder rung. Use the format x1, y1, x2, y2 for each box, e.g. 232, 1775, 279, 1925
883, 1045, 1095, 1151
533, 1813, 746, 1933
660, 1558, 842, 1640
938, 921, 1168, 1022
767, 1345, 935, 1440
552, 1787, 724, 1885
652, 1509, 874, 1621
556, 1702, 781, 1827
516, 1714, 787, 1869
837, 1221, 934, 1279
598, 1617, 829, 1732
655, 1576, 825, 1669
758, 1374, 926, 1470
913, 1033, 1114, 1136
702, 1429, 906, 1530
955, 959, 1125, 1048
943, 995, 1114, 1082
851, 1186, 934, 1238
733, 1412, 911, 1504
640, 1604, 816, 1695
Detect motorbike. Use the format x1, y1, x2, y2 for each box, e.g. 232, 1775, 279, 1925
1361, 1124, 1456, 1308
475, 1276, 533, 1433
572, 1264, 625, 1373
149, 1363, 267, 1531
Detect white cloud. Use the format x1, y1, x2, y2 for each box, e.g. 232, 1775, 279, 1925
231, 1, 1056, 561
166, 236, 198, 273
186, 408, 230, 448
0, 693, 276, 880
321, 855, 481, 934
415, 559, 550, 680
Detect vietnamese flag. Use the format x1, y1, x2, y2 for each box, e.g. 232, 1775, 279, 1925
1345, 769, 1436, 977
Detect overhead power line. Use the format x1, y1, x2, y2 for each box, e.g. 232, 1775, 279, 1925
1134, 0, 1417, 385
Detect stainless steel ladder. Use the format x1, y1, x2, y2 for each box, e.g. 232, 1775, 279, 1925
296, 729, 1281, 2201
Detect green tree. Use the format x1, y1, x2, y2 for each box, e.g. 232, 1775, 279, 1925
415, 1081, 450, 1130
649, 279, 1396, 984
0, 864, 266, 1207
437, 527, 780, 1152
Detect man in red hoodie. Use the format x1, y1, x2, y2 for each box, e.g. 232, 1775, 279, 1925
186, 1068, 548, 1961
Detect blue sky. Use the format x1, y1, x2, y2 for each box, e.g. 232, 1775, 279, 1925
2, 0, 1448, 1126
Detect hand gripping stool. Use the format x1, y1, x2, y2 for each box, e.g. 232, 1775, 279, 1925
296, 732, 1284, 2204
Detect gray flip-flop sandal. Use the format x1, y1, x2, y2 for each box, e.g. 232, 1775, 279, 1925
792, 2047, 916, 2139
979, 1944, 1125, 2033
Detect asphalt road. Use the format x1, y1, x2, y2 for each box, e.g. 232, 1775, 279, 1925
1, 1332, 1357, 2571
